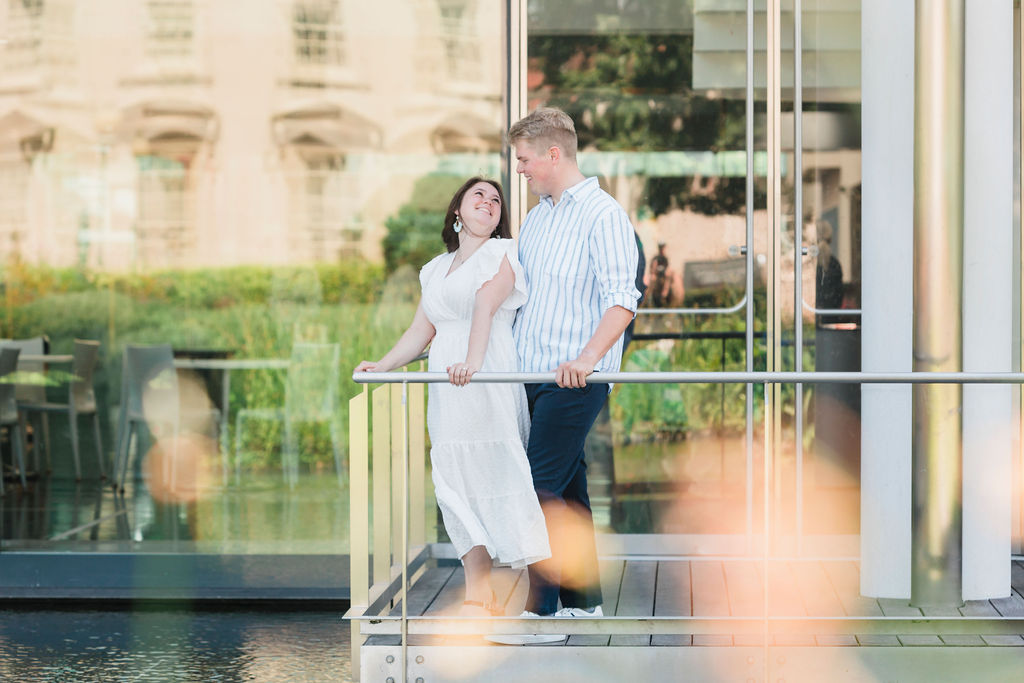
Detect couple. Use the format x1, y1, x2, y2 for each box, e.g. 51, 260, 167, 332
355, 107, 640, 643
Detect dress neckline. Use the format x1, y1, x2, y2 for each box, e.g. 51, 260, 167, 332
444, 241, 487, 279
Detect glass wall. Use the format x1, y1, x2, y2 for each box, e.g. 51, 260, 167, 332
521, 1, 863, 553
0, 0, 505, 556
0, 0, 1016, 580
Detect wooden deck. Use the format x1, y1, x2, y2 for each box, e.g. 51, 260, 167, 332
357, 556, 1024, 682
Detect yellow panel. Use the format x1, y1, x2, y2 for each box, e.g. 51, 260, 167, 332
391, 381, 406, 576
348, 387, 369, 679
372, 384, 391, 589
409, 380, 426, 546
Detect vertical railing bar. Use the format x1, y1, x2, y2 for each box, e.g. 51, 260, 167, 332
372, 385, 391, 595
348, 387, 369, 681
745, 0, 756, 558
401, 382, 410, 683
1018, 0, 1024, 557
794, 0, 805, 559
766, 0, 782, 675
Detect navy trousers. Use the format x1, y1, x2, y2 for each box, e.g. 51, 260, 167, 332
524, 382, 608, 615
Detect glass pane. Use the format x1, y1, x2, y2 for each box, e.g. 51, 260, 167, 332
791, 1, 862, 544
0, 1, 505, 569
528, 1, 757, 541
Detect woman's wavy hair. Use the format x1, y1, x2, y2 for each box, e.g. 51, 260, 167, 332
441, 177, 512, 253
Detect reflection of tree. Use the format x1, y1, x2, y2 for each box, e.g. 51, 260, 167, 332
381, 174, 465, 274
528, 12, 756, 217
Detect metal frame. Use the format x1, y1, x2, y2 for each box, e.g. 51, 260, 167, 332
347, 371, 1024, 681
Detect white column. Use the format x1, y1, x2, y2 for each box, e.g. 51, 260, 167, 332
862, 0, 1014, 600
861, 0, 914, 599
962, 0, 1013, 600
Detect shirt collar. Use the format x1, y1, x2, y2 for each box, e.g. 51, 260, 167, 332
541, 176, 599, 207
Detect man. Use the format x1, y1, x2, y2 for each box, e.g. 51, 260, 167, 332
495, 107, 640, 644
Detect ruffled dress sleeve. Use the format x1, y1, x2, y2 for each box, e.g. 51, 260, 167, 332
473, 238, 528, 311
419, 252, 449, 291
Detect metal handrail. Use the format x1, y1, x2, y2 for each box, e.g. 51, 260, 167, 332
354, 370, 1024, 385
635, 295, 747, 316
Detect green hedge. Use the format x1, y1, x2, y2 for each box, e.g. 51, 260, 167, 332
3, 261, 814, 471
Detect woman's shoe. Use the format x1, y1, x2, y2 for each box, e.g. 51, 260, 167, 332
461, 592, 503, 616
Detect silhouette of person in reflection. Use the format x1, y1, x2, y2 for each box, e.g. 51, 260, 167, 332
648, 242, 674, 308
814, 220, 844, 326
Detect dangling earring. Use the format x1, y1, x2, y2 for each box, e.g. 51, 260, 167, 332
453, 216, 463, 233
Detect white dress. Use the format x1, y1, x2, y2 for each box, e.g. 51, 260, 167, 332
419, 238, 550, 568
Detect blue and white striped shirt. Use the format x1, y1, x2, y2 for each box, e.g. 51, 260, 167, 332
513, 176, 641, 376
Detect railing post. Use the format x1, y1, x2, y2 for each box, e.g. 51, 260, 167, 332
912, 0, 965, 607
348, 387, 369, 681
408, 373, 426, 547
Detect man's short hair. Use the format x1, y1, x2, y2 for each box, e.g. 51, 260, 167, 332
508, 107, 578, 159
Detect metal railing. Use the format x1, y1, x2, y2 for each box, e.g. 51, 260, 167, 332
344, 369, 1024, 682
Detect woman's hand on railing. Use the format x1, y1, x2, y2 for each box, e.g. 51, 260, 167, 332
354, 360, 386, 373
446, 361, 479, 386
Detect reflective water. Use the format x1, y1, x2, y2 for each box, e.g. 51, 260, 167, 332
0, 609, 352, 682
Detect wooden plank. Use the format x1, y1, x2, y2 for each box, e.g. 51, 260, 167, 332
1012, 560, 1024, 590
726, 561, 765, 646
897, 635, 944, 646
815, 634, 858, 646
823, 561, 883, 617
610, 560, 657, 646
876, 598, 923, 617
425, 566, 465, 616
791, 561, 844, 616
389, 565, 456, 617
988, 588, 1024, 617
723, 561, 763, 616
903, 595, 947, 646
691, 561, 732, 646
652, 560, 692, 646
765, 562, 815, 646
381, 565, 456, 646
855, 634, 901, 646
961, 599, 1000, 617
568, 559, 624, 646
939, 635, 986, 646
981, 635, 1024, 645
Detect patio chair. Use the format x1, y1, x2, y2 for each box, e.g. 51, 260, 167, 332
113, 344, 180, 492
18, 340, 105, 480
1, 336, 50, 472
233, 343, 343, 488
0, 347, 29, 493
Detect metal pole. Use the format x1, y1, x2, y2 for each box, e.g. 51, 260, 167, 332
794, 0, 805, 558
912, 0, 965, 607
401, 383, 409, 683
765, 1, 782, 674
745, 0, 755, 557
506, 0, 527, 232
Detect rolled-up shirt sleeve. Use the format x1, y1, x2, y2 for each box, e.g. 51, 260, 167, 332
589, 206, 641, 314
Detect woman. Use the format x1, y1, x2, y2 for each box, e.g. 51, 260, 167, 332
355, 177, 550, 616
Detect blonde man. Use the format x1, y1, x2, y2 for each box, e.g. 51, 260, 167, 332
496, 107, 640, 644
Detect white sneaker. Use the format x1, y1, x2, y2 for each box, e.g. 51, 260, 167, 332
554, 605, 604, 618
485, 611, 566, 645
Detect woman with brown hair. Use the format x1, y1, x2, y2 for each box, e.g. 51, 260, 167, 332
355, 177, 550, 617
